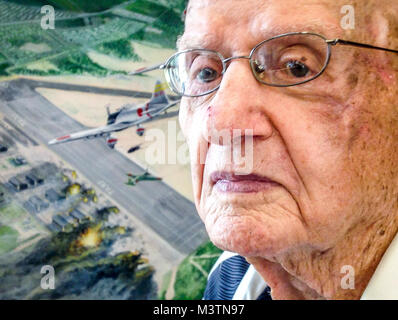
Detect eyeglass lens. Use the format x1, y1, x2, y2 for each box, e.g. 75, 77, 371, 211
165, 33, 330, 97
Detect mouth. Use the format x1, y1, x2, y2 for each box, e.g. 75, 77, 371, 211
210, 171, 280, 193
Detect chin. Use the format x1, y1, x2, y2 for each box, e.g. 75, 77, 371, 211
204, 210, 307, 259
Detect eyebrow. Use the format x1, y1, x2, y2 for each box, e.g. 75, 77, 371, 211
177, 23, 342, 52
258, 23, 342, 40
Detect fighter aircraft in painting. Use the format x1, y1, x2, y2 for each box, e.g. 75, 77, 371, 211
125, 171, 162, 186
48, 81, 180, 149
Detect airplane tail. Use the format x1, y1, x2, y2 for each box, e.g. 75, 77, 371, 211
151, 80, 168, 105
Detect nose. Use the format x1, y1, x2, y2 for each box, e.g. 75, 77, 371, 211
203, 59, 274, 146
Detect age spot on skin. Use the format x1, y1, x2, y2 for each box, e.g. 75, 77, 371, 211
347, 73, 359, 89
207, 105, 213, 116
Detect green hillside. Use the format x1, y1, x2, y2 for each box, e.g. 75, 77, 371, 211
0, 225, 19, 255
8, 0, 129, 12
0, 0, 189, 76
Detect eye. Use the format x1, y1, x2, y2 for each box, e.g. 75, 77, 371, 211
285, 60, 310, 78
197, 67, 219, 83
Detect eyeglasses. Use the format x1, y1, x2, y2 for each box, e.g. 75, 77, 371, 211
153, 32, 398, 97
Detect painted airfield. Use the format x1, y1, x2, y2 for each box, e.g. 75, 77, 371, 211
22, 40, 194, 201
0, 78, 208, 258
0, 0, 215, 300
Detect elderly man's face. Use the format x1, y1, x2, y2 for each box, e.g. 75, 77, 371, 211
179, 0, 398, 261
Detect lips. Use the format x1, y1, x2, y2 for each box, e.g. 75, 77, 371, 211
210, 171, 280, 193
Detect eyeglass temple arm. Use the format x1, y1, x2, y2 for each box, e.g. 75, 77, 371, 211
128, 63, 166, 76
327, 39, 398, 54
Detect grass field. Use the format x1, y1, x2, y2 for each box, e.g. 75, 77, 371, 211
96, 38, 140, 60
8, 0, 129, 12
0, 203, 27, 225
126, 0, 167, 17
1, 0, 186, 76
0, 225, 19, 255
159, 241, 222, 300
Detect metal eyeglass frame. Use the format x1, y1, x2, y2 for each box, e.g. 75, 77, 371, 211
156, 31, 398, 97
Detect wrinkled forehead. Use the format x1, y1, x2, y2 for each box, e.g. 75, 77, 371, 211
181, 0, 344, 51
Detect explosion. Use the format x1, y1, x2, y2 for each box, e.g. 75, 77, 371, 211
77, 226, 102, 248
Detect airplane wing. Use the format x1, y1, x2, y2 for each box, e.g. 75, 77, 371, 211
48, 122, 131, 146
49, 101, 181, 146
149, 110, 179, 121
154, 100, 181, 115
138, 100, 181, 124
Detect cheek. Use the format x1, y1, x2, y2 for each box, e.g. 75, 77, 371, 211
345, 92, 398, 186
178, 101, 190, 139
180, 103, 210, 208
377, 67, 396, 86
278, 108, 344, 177
271, 97, 369, 233
303, 97, 396, 239
289, 90, 373, 176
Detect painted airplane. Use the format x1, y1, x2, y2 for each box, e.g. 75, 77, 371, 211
48, 81, 180, 149
125, 171, 162, 186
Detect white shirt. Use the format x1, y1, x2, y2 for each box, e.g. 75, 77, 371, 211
361, 233, 398, 299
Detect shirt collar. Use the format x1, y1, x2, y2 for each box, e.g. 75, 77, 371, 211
361, 232, 398, 299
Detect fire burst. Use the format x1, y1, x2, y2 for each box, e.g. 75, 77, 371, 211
78, 226, 102, 248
